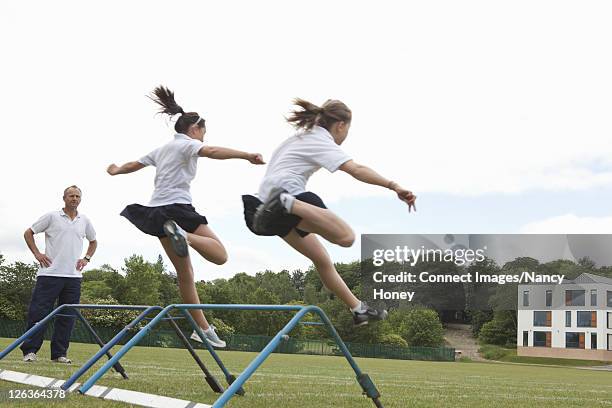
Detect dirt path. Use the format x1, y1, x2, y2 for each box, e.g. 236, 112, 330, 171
444, 323, 485, 361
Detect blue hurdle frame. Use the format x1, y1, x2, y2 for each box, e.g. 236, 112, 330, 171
0, 304, 154, 368
0, 304, 236, 394
1, 304, 384, 408
78, 304, 383, 408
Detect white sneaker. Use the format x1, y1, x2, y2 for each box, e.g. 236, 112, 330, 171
190, 326, 226, 348
23, 353, 37, 362
163, 220, 189, 257
52, 356, 72, 364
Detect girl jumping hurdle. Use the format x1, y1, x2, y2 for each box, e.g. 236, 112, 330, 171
108, 86, 264, 347
242, 98, 416, 326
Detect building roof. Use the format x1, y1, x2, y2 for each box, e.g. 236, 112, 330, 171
519, 272, 612, 287
573, 272, 612, 285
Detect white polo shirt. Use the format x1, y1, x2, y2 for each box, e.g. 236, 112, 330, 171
139, 133, 204, 206
31, 210, 97, 278
258, 126, 351, 201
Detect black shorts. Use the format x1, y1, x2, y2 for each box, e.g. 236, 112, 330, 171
241, 191, 327, 238
120, 203, 208, 238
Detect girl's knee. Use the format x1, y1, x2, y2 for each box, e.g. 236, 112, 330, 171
336, 231, 355, 248
213, 250, 228, 265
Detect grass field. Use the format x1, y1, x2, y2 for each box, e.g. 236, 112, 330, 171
0, 338, 611, 407
479, 344, 611, 367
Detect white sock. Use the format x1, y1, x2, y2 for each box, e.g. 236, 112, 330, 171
350, 301, 366, 313
279, 193, 295, 213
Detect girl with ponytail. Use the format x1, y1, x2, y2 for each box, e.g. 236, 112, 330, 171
107, 86, 264, 347
242, 98, 416, 327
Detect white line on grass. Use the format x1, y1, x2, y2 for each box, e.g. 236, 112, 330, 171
0, 369, 212, 408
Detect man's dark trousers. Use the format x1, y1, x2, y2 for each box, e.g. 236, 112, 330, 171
20, 276, 82, 359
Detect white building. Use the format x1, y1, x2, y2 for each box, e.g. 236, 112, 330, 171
517, 273, 612, 361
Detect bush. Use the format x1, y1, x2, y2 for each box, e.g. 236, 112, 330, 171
79, 296, 141, 328
395, 309, 445, 347
478, 314, 516, 347
479, 344, 513, 360
209, 317, 234, 338
378, 333, 408, 347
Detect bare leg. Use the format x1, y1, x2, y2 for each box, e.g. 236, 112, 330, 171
186, 224, 228, 265
283, 230, 359, 309
159, 237, 210, 330
291, 200, 355, 247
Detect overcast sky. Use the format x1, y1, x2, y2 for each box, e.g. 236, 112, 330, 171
1, 1, 612, 280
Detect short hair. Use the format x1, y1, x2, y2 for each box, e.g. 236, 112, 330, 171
63, 185, 82, 197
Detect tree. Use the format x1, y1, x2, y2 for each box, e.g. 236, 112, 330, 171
393, 308, 445, 347
244, 288, 285, 336
81, 280, 112, 300
122, 255, 161, 305
478, 311, 516, 347
0, 260, 37, 320
290, 269, 305, 297
256, 270, 299, 303
79, 296, 141, 327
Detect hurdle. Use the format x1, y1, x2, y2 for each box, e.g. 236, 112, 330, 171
0, 304, 235, 396
0, 304, 384, 408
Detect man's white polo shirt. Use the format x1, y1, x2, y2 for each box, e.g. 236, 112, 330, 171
31, 210, 96, 278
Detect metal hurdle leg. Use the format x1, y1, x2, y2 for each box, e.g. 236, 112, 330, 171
314, 307, 384, 408
210, 306, 310, 407
180, 309, 245, 396
0, 304, 69, 360
166, 316, 224, 393
208, 305, 383, 408
61, 306, 162, 391
73, 309, 129, 380
76, 304, 384, 408
78, 305, 180, 393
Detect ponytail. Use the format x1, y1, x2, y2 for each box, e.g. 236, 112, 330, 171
149, 86, 184, 116
148, 85, 205, 134
287, 98, 351, 131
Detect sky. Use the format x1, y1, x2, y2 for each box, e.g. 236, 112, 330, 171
1, 1, 612, 281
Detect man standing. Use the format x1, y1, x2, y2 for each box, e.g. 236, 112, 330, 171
21, 185, 97, 363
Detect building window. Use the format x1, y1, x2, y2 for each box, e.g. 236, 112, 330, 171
608, 312, 612, 330
533, 311, 551, 327
608, 291, 612, 307
609, 334, 612, 351
523, 291, 529, 307
523, 331, 528, 347
566, 332, 585, 349
534, 331, 550, 347
545, 290, 552, 307
565, 311, 571, 327
577, 311, 596, 328
591, 333, 597, 350
590, 289, 597, 306
565, 290, 585, 306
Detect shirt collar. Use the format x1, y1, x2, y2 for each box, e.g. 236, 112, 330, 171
60, 209, 80, 219
312, 125, 334, 141
175, 133, 191, 140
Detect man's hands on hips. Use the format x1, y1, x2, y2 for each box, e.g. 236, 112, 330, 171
34, 252, 52, 268
76, 259, 89, 272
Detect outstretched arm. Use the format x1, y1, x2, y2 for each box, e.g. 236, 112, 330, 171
339, 160, 417, 212
107, 161, 146, 176
198, 146, 265, 164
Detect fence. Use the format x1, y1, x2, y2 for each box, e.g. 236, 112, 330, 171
0, 318, 455, 362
